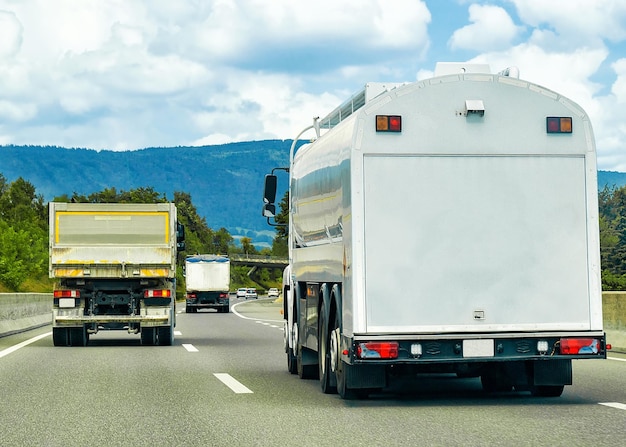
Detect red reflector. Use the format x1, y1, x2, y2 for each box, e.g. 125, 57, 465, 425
54, 290, 80, 298
186, 293, 196, 299
357, 342, 399, 359
145, 289, 171, 298
546, 116, 572, 133
560, 338, 600, 355
376, 115, 402, 132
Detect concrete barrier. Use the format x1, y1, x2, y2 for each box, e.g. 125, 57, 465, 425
1, 292, 626, 352
0, 293, 51, 337
602, 292, 626, 353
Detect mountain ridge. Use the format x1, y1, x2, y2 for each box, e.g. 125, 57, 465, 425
1, 141, 625, 246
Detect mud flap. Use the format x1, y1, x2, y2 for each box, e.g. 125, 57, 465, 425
532, 359, 572, 386
345, 364, 386, 389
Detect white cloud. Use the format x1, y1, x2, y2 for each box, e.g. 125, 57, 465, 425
511, 0, 626, 45
449, 4, 522, 52
0, 10, 22, 58
0, 0, 625, 173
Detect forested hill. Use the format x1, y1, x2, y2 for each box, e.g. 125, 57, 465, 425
1, 140, 625, 246
0, 140, 295, 247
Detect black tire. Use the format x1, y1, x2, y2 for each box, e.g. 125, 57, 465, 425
285, 319, 297, 374
141, 327, 157, 346
158, 326, 174, 346
52, 327, 69, 347
530, 385, 564, 397
332, 313, 358, 399
318, 305, 337, 394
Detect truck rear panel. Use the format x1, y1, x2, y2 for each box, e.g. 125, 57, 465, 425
363, 155, 594, 332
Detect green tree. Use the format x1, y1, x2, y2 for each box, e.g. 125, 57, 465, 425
271, 190, 289, 257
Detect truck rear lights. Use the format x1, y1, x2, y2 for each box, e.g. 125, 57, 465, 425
357, 342, 399, 359
145, 289, 171, 298
376, 115, 402, 132
546, 116, 572, 133
186, 293, 197, 299
560, 338, 600, 355
54, 290, 80, 298
537, 340, 549, 355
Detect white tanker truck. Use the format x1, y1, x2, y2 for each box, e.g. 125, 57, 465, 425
263, 63, 608, 399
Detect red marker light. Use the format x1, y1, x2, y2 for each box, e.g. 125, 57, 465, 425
560, 338, 600, 355
54, 290, 80, 298
376, 115, 402, 132
145, 289, 171, 298
547, 117, 572, 134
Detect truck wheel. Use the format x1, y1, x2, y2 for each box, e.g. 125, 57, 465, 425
318, 305, 337, 394
158, 326, 174, 346
332, 313, 357, 400
141, 328, 157, 346
530, 385, 564, 397
284, 320, 297, 374
52, 327, 69, 347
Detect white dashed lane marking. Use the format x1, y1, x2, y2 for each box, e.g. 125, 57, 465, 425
214, 373, 253, 394
182, 344, 198, 352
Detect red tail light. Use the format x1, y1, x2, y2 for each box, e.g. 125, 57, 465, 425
560, 338, 600, 355
219, 292, 228, 298
54, 290, 80, 298
186, 293, 197, 299
357, 342, 399, 359
145, 289, 171, 298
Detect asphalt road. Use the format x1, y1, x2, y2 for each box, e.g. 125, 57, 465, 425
1, 297, 625, 447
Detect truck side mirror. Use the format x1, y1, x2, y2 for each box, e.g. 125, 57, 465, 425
263, 203, 276, 218
264, 174, 278, 204
176, 223, 186, 251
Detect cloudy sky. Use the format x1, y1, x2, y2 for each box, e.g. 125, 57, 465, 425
1, 0, 626, 170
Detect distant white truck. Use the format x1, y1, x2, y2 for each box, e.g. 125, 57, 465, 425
185, 255, 231, 313
50, 202, 185, 346
263, 63, 608, 399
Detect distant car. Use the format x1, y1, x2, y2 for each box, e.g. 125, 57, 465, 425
236, 288, 247, 298
268, 288, 279, 298
245, 288, 258, 299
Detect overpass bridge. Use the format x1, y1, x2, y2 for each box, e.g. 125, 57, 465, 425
229, 254, 288, 270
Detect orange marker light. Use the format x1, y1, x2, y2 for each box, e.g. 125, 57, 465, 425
546, 117, 572, 134
376, 115, 402, 132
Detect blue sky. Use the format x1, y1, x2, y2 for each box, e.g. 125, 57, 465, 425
1, 0, 626, 170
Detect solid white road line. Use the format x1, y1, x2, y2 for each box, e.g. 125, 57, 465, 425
608, 356, 626, 362
214, 373, 253, 394
599, 402, 626, 411
230, 301, 282, 323
0, 332, 51, 360
182, 344, 199, 352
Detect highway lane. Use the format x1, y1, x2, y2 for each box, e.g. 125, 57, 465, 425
1, 297, 625, 447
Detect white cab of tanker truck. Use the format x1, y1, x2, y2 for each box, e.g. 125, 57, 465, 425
49, 202, 185, 346
263, 62, 608, 399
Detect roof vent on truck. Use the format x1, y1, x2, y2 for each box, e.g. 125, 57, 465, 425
318, 82, 405, 130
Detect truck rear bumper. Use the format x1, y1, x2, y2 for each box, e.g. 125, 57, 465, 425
54, 315, 171, 328
342, 331, 608, 365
